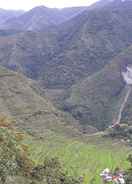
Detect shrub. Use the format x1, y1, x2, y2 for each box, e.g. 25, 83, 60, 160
0, 127, 32, 183
31, 157, 82, 184
126, 155, 132, 184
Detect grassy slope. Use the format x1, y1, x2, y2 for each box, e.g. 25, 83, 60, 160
0, 66, 82, 137
24, 131, 132, 184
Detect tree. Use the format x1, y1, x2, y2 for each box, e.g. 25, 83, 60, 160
0, 127, 32, 183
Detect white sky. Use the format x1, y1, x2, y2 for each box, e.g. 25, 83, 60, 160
0, 0, 99, 10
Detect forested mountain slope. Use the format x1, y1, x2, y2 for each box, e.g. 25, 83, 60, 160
0, 0, 132, 130
0, 66, 81, 136
65, 46, 132, 129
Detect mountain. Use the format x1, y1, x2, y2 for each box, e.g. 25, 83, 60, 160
45, 0, 132, 88
0, 30, 59, 79
0, 9, 24, 24
1, 0, 132, 87
91, 0, 123, 8
0, 6, 86, 31
1, 2, 132, 183
64, 46, 132, 130
0, 66, 83, 136
0, 0, 132, 130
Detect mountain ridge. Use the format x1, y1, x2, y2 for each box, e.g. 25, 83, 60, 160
0, 1, 132, 130
0, 6, 87, 31
0, 9, 24, 24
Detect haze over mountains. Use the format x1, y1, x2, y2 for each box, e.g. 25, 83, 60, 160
0, 9, 24, 24
0, 0, 132, 132
0, 6, 87, 30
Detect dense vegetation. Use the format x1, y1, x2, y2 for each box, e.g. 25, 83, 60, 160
0, 114, 131, 184
0, 1, 132, 184
65, 46, 132, 130
0, 1, 132, 130
0, 115, 81, 184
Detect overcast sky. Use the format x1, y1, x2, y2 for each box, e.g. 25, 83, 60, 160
0, 0, 99, 10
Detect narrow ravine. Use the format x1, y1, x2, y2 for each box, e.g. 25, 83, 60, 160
115, 66, 132, 124
116, 85, 132, 124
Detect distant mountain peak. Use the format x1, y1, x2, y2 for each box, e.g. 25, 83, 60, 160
99, 0, 132, 3
92, 0, 132, 9
30, 5, 50, 11
0, 6, 87, 31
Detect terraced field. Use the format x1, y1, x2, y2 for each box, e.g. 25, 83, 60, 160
24, 131, 132, 184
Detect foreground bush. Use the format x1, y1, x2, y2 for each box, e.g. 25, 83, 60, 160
0, 117, 82, 184
31, 157, 81, 184
0, 127, 33, 183
126, 155, 132, 184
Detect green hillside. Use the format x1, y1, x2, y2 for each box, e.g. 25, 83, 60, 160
0, 1, 132, 130
0, 1, 132, 89
0, 66, 130, 183
0, 1, 132, 184
64, 46, 132, 129
0, 66, 83, 136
